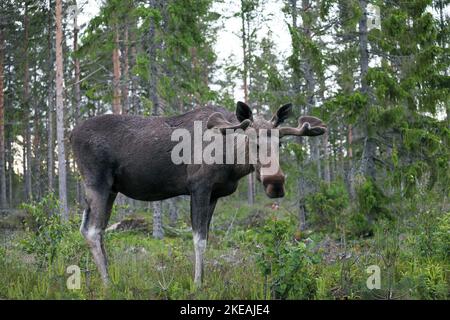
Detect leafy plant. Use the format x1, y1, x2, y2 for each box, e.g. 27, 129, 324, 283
306, 181, 349, 231
253, 217, 318, 299
20, 194, 76, 266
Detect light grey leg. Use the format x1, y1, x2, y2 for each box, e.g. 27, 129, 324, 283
80, 187, 116, 285
193, 232, 207, 287
191, 193, 217, 288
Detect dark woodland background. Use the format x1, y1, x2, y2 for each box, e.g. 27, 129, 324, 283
0, 0, 448, 299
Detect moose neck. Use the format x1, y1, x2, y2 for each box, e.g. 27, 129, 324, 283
231, 163, 254, 181
227, 133, 255, 180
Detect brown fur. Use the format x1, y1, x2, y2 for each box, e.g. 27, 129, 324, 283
71, 102, 325, 286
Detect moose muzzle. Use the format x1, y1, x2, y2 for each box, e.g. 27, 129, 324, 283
261, 172, 285, 198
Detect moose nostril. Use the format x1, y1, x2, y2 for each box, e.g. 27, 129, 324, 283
262, 175, 285, 187
264, 183, 285, 198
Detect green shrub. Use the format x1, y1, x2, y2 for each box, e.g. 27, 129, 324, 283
253, 217, 318, 299
346, 211, 373, 238
416, 259, 448, 300
356, 178, 390, 220
421, 211, 450, 260
409, 210, 450, 260
342, 178, 392, 238
434, 212, 450, 260
306, 181, 349, 230
0, 246, 5, 261
19, 194, 77, 266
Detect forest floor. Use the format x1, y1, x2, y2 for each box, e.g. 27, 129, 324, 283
0, 193, 448, 300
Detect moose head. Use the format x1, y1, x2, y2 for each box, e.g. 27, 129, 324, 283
207, 101, 327, 199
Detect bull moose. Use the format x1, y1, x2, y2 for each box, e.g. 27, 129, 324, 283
71, 101, 326, 287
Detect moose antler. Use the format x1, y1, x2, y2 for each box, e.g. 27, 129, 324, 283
207, 112, 252, 134
279, 116, 327, 138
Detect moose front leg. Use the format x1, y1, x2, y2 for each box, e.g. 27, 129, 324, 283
190, 191, 217, 288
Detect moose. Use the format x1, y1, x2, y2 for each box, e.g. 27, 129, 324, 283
71, 101, 326, 287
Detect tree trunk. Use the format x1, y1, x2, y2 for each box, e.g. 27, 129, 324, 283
312, 139, 321, 178
296, 137, 306, 231
152, 201, 164, 239
148, 0, 164, 239
46, 0, 54, 193
347, 124, 356, 198
241, 0, 255, 206
0, 27, 6, 207
129, 21, 139, 115
47, 70, 54, 192
323, 132, 331, 184
7, 135, 13, 206
73, 2, 83, 206
32, 64, 42, 200
73, 8, 80, 127
296, 0, 318, 230
5, 56, 12, 204
148, 0, 159, 116
121, 22, 130, 114
55, 0, 69, 219
301, 0, 321, 182
168, 197, 178, 227
23, 4, 32, 201
112, 25, 122, 115
290, 0, 307, 230
358, 0, 376, 180
47, 97, 55, 192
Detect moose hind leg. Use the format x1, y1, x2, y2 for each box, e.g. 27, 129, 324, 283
81, 186, 116, 284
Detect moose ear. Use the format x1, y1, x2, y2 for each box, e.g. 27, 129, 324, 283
207, 112, 251, 134
271, 103, 292, 127
236, 101, 253, 122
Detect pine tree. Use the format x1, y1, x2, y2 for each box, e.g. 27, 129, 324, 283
285, 0, 327, 230
0, 17, 6, 207
55, 0, 68, 219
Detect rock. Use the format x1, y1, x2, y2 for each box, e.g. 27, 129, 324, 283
106, 217, 150, 233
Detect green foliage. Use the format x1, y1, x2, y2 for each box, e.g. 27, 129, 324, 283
356, 178, 389, 220
19, 194, 76, 266
306, 181, 349, 230
0, 246, 5, 261
376, 106, 407, 130
252, 217, 318, 299
1, 0, 449, 302
0, 195, 448, 300
77, 0, 218, 114
284, 140, 306, 162
324, 92, 367, 124
368, 211, 449, 300
412, 210, 450, 261
346, 211, 373, 238
415, 259, 448, 299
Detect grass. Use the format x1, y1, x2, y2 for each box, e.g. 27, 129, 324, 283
0, 192, 448, 300
0, 229, 265, 299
